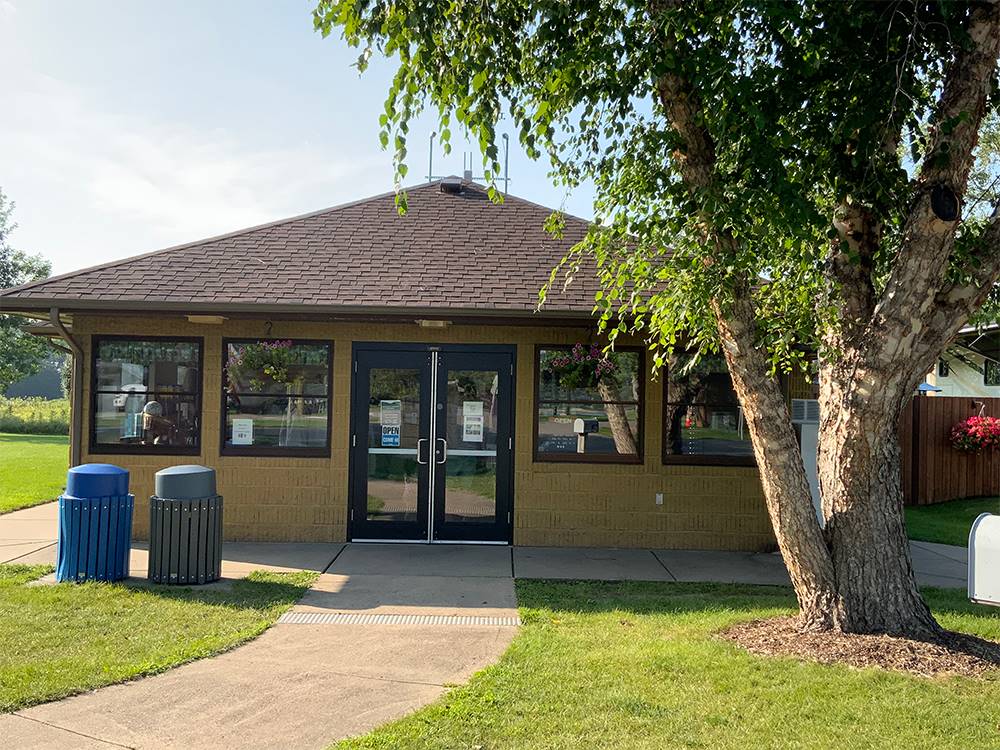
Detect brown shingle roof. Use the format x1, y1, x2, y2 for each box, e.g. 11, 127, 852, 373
0, 181, 598, 318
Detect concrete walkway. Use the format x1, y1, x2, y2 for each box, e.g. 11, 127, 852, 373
1, 501, 969, 589
0, 502, 970, 748
2, 542, 519, 750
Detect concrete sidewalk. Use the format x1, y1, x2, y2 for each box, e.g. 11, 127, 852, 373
0, 503, 970, 748
0, 501, 345, 581
1, 500, 970, 589
512, 543, 967, 589
2, 541, 519, 750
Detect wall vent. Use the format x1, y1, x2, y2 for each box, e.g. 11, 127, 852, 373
791, 398, 820, 424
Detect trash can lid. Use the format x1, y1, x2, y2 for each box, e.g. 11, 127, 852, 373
66, 463, 129, 498
154, 464, 216, 500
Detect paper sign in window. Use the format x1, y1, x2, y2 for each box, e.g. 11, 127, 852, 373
380, 400, 402, 447
232, 418, 254, 445
462, 401, 485, 442
463, 415, 484, 442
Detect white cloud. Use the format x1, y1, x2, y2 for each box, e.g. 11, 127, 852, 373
2, 73, 387, 272
0, 2, 16, 15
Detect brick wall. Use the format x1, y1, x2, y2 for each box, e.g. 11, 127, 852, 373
73, 315, 775, 551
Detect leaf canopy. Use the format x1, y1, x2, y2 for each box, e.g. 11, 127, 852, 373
315, 0, 999, 367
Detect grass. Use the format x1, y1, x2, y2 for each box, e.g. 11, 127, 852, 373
0, 397, 70, 435
906, 496, 1000, 547
338, 580, 1000, 750
0, 563, 316, 712
0, 433, 69, 514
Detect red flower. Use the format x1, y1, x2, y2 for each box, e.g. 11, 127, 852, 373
951, 415, 1000, 453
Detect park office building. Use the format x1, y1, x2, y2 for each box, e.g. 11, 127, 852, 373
0, 179, 779, 550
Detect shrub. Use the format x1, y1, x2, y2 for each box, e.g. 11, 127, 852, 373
0, 397, 70, 435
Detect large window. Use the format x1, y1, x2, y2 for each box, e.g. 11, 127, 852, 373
663, 353, 754, 465
223, 339, 332, 456
91, 337, 203, 454
535, 345, 643, 463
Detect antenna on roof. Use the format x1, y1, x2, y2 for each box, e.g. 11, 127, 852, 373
426, 133, 511, 194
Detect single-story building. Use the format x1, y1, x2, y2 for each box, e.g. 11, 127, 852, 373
0, 179, 793, 550
925, 324, 1000, 399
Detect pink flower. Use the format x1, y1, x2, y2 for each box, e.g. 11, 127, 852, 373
951, 415, 1000, 453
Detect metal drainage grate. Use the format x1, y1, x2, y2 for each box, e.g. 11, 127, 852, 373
278, 612, 521, 627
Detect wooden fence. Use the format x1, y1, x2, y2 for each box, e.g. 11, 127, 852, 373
901, 395, 1000, 505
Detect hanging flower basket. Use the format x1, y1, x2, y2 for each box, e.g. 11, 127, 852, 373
226, 340, 295, 391
545, 343, 618, 389
950, 415, 1000, 453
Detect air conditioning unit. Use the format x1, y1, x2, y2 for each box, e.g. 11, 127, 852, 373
791, 398, 820, 425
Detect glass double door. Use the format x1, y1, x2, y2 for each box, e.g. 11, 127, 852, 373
349, 344, 514, 543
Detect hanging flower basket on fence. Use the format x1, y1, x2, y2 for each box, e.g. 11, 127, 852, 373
545, 343, 618, 389
950, 415, 1000, 453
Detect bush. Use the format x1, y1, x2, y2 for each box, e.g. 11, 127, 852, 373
0, 397, 70, 435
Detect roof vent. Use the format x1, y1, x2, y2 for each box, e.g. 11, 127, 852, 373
440, 176, 463, 194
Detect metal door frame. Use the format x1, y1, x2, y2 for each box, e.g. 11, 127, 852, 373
348, 342, 516, 544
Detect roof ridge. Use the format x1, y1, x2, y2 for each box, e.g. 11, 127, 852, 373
486, 187, 592, 229
0, 181, 446, 299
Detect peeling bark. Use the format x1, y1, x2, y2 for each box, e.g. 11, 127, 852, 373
649, 0, 1000, 638
714, 295, 839, 631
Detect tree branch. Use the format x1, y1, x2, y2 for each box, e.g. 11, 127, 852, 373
872, 1, 1000, 364
918, 204, 1000, 361
650, 2, 838, 626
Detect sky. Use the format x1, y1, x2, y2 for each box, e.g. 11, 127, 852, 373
0, 1, 595, 275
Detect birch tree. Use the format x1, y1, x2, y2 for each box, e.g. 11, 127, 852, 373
315, 0, 1000, 637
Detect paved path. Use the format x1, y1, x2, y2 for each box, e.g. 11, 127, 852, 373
2, 543, 518, 750
0, 502, 970, 748
1, 501, 970, 589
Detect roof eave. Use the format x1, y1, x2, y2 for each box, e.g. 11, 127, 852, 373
0, 297, 598, 326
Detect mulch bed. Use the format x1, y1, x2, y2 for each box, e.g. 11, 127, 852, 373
721, 616, 1000, 678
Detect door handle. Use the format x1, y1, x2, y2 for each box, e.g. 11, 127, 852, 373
417, 438, 429, 465
436, 438, 448, 464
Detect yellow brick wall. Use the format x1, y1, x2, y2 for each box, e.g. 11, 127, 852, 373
72, 314, 775, 551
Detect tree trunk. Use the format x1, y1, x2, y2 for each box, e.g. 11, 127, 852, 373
713, 298, 840, 631
597, 380, 638, 454
818, 356, 942, 638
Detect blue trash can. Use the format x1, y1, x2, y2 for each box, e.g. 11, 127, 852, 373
56, 464, 134, 583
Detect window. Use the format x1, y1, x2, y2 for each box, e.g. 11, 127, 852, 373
986, 359, 1000, 387
663, 353, 754, 466
938, 358, 950, 377
535, 345, 643, 462
91, 337, 202, 454
223, 339, 332, 456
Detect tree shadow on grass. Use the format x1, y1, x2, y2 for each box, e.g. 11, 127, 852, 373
117, 570, 316, 613
515, 579, 1000, 674
515, 579, 798, 617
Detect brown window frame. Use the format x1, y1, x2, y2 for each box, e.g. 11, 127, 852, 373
220, 338, 333, 458
532, 344, 645, 465
662, 357, 757, 468
89, 335, 204, 456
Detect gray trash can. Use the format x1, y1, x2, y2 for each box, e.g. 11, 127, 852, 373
148, 465, 223, 584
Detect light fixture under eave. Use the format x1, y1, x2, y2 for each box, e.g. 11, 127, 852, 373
416, 319, 452, 328
187, 315, 227, 325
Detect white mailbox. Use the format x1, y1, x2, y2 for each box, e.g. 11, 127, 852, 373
572, 418, 599, 453
968, 513, 1000, 607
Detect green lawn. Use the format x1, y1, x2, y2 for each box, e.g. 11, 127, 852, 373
906, 497, 1000, 547
0, 564, 316, 712
339, 581, 1000, 750
0, 433, 69, 514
